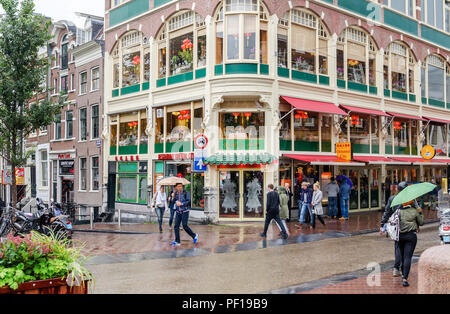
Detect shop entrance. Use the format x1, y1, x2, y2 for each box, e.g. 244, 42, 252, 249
218, 170, 265, 221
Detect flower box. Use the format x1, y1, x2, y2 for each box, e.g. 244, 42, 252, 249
0, 278, 90, 294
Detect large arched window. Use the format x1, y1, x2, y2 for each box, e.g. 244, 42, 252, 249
277, 8, 329, 75
422, 55, 450, 106
384, 42, 416, 94
157, 11, 206, 79
61, 34, 69, 70
215, 0, 269, 64
336, 27, 377, 86
111, 31, 150, 89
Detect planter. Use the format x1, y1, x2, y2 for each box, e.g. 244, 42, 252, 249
0, 278, 90, 295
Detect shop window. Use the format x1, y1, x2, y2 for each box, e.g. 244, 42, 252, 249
393, 119, 410, 155
369, 57, 376, 87
144, 52, 150, 82
349, 114, 370, 154
277, 34, 288, 68
166, 105, 192, 148
339, 116, 349, 143
117, 176, 138, 203
154, 108, 164, 152
347, 42, 366, 85
428, 123, 447, 157
336, 48, 344, 80
391, 44, 407, 92
428, 64, 445, 102
192, 172, 205, 209
260, 24, 268, 64
216, 13, 224, 65
280, 111, 292, 151
383, 65, 389, 89
360, 169, 369, 209
321, 115, 332, 152
140, 115, 148, 147
110, 124, 118, 150
170, 33, 194, 76
113, 63, 119, 89
385, 123, 393, 154
294, 111, 319, 152
119, 113, 139, 149
197, 34, 207, 68
411, 120, 418, 155
158, 47, 166, 79
122, 51, 141, 87
318, 39, 328, 75
219, 111, 265, 150
371, 117, 380, 154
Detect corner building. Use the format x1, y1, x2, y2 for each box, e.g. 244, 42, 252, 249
104, 0, 450, 223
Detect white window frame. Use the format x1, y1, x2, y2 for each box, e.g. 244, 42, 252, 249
422, 0, 446, 31
383, 0, 416, 18
40, 150, 48, 188
79, 71, 88, 95
90, 156, 100, 192
79, 107, 88, 141
54, 113, 62, 140
79, 157, 88, 192
91, 67, 100, 91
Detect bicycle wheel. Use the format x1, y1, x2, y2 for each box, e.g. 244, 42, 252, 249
0, 218, 11, 237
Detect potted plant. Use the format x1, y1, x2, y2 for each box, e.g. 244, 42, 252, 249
0, 231, 93, 294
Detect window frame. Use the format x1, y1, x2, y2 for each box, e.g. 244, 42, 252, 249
66, 110, 73, 139
383, 0, 416, 18
79, 71, 88, 95
79, 157, 88, 191
91, 156, 100, 192
422, 0, 447, 30
91, 67, 100, 91
40, 150, 48, 188
91, 104, 100, 140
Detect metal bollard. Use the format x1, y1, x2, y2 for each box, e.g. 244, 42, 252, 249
90, 207, 94, 230
118, 208, 121, 229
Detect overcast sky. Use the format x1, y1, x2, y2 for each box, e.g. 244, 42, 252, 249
1, 0, 104, 25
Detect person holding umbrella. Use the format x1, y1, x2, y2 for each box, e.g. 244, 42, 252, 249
156, 176, 198, 247
387, 182, 434, 287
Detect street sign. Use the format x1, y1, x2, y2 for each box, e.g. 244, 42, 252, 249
194, 134, 208, 150
421, 145, 436, 160
194, 149, 207, 172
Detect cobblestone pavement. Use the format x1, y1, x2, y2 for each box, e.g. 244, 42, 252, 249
84, 220, 440, 294
74, 210, 438, 257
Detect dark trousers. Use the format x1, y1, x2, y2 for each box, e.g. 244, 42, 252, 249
311, 214, 325, 229
398, 231, 417, 280
394, 241, 402, 271
169, 207, 176, 227
174, 211, 196, 243
155, 207, 165, 230
263, 211, 288, 237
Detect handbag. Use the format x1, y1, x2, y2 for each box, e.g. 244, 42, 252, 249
386, 208, 400, 241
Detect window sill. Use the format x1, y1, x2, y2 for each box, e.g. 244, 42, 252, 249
50, 137, 76, 143
90, 89, 100, 93
78, 190, 88, 193
89, 190, 100, 193
68, 90, 76, 93
79, 93, 88, 97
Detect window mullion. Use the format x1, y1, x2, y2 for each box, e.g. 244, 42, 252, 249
239, 14, 244, 61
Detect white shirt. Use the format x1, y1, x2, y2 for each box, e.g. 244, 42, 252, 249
154, 191, 168, 209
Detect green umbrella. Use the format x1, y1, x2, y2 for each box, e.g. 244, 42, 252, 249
390, 182, 437, 208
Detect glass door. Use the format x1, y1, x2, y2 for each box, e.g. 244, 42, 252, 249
243, 171, 264, 219
219, 171, 240, 219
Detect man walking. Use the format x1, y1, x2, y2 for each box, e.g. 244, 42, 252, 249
338, 178, 351, 220
325, 177, 339, 219
171, 183, 198, 247
296, 182, 313, 227
260, 184, 288, 240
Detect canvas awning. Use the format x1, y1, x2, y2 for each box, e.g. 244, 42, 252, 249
283, 154, 365, 166
281, 96, 348, 116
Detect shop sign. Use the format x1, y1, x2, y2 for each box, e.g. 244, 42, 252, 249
1, 168, 25, 185
58, 154, 72, 159
336, 142, 352, 161
158, 153, 194, 161
421, 145, 436, 160
59, 160, 75, 175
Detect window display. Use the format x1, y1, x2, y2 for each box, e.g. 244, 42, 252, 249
122, 51, 141, 87
294, 111, 319, 151
170, 34, 194, 76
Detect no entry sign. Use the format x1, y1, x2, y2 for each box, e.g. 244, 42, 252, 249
194, 134, 208, 150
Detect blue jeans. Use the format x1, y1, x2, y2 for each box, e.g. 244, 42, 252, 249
155, 207, 165, 229
299, 203, 313, 224
328, 197, 337, 217
169, 207, 176, 227
340, 197, 349, 219
174, 211, 196, 244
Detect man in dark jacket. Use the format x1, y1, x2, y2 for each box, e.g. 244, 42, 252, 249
171, 183, 198, 247
296, 182, 313, 226
261, 184, 288, 240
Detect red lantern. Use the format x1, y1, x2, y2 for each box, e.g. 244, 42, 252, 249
351, 115, 360, 125
295, 114, 301, 119
232, 112, 240, 122
393, 121, 403, 130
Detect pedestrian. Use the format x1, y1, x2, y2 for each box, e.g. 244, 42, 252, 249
284, 183, 293, 221
338, 178, 351, 220
260, 184, 288, 240
325, 177, 339, 219
296, 182, 313, 228
380, 181, 409, 276
397, 199, 424, 287
311, 182, 326, 229
278, 186, 290, 236
170, 183, 198, 247
168, 189, 176, 229
429, 179, 438, 210
152, 185, 168, 233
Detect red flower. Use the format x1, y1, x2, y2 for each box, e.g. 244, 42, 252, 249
132, 55, 141, 65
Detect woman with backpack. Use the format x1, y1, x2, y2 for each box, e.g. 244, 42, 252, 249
397, 199, 424, 287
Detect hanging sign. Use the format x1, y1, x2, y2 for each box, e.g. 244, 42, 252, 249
194, 134, 208, 150
336, 142, 352, 161
421, 145, 436, 160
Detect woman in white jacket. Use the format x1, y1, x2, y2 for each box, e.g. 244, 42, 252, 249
152, 185, 168, 233
311, 182, 326, 229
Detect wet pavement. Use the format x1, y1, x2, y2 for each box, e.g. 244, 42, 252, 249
73, 209, 438, 257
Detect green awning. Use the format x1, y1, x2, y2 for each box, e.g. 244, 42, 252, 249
204, 152, 277, 166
